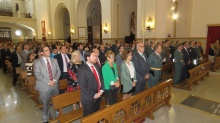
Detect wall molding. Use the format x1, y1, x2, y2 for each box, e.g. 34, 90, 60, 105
207, 24, 220, 27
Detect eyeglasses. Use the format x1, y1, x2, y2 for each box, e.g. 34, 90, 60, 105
139, 46, 144, 48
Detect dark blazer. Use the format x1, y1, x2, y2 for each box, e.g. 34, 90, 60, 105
77, 63, 104, 103
1, 49, 11, 60
169, 45, 175, 59
132, 51, 149, 81
9, 52, 19, 67
188, 47, 198, 60
99, 50, 106, 66
182, 47, 190, 64
209, 48, 215, 56
54, 53, 71, 73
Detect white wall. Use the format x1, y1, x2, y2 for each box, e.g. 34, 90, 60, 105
0, 23, 28, 39
24, 0, 35, 16
118, 0, 137, 38
191, 0, 220, 37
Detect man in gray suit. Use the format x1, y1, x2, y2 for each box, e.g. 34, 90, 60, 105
34, 46, 61, 123
20, 43, 33, 70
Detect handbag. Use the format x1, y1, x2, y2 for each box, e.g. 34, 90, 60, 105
66, 85, 74, 92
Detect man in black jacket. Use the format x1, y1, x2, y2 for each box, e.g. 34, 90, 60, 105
77, 50, 104, 116
54, 45, 71, 80
10, 46, 22, 86
181, 42, 190, 81
1, 44, 11, 73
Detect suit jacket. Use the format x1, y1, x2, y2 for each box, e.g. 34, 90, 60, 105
169, 45, 175, 59
77, 63, 104, 103
182, 47, 190, 64
120, 61, 137, 93
132, 51, 149, 82
209, 48, 215, 56
34, 57, 61, 92
188, 47, 198, 60
9, 52, 19, 67
1, 49, 11, 60
20, 50, 33, 70
99, 50, 106, 66
102, 62, 118, 90
54, 53, 71, 73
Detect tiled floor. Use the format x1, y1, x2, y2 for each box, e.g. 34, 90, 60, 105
0, 69, 220, 123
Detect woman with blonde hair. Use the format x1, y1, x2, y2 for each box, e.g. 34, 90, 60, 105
67, 51, 84, 109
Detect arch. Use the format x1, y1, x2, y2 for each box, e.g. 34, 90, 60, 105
54, 3, 70, 39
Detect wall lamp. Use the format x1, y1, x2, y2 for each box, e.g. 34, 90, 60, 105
71, 27, 75, 35
146, 16, 154, 32
47, 31, 52, 36
103, 23, 109, 34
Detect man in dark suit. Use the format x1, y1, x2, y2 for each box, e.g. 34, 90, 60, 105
181, 41, 190, 81
9, 46, 22, 86
34, 46, 61, 123
132, 42, 150, 94
99, 44, 106, 66
188, 41, 199, 69
77, 50, 104, 116
169, 40, 176, 61
54, 45, 71, 80
1, 44, 11, 73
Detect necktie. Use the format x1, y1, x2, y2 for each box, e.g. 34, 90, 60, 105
64, 54, 68, 67
90, 66, 100, 92
46, 59, 53, 81
142, 54, 146, 62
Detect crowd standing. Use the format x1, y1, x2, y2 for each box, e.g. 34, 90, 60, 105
1, 38, 220, 123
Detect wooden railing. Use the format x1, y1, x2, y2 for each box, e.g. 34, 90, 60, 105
186, 62, 211, 91
214, 56, 220, 70
80, 79, 172, 123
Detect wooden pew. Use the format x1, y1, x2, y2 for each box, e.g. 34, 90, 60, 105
15, 67, 23, 83
161, 63, 174, 81
20, 70, 27, 89
36, 79, 68, 109
80, 79, 172, 123
214, 56, 220, 70
185, 62, 211, 91
49, 91, 110, 123
5, 60, 12, 73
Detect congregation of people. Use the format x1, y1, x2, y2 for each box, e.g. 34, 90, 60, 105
0, 38, 220, 123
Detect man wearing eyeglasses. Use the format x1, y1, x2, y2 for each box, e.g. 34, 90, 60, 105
132, 42, 150, 94
34, 46, 61, 123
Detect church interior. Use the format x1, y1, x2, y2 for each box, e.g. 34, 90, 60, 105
0, 0, 220, 123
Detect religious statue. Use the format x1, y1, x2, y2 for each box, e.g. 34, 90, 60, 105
16, 3, 19, 12
130, 11, 135, 30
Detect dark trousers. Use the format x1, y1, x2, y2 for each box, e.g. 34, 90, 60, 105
12, 64, 20, 85
0, 58, 2, 68
60, 72, 69, 80
82, 97, 101, 116
105, 90, 117, 105
181, 63, 189, 81
134, 78, 146, 95
2, 59, 7, 73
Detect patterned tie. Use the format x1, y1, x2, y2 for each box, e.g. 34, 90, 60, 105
64, 54, 68, 67
90, 66, 100, 92
46, 59, 53, 81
